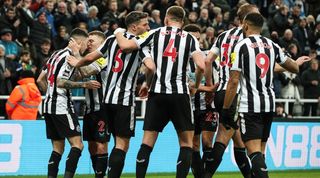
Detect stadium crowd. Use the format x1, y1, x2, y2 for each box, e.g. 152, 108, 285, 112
0, 0, 320, 118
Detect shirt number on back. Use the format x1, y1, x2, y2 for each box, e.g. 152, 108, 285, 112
256, 53, 270, 78
163, 39, 177, 62
220, 43, 232, 67
112, 49, 124, 73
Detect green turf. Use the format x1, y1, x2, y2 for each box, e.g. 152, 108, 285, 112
2, 170, 320, 178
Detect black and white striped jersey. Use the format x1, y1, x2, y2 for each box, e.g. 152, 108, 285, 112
98, 32, 150, 106
84, 73, 103, 114
134, 26, 202, 94
188, 50, 218, 111
84, 57, 107, 114
210, 27, 243, 91
230, 35, 287, 113
43, 48, 75, 114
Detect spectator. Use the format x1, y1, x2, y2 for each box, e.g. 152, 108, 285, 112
18, 50, 36, 74
54, 1, 74, 33
103, 0, 120, 21
105, 19, 119, 37
280, 70, 301, 116
52, 26, 69, 50
34, 38, 51, 75
15, 0, 35, 39
35, 0, 56, 37
0, 7, 20, 40
6, 70, 41, 120
91, 18, 110, 35
149, 9, 162, 29
188, 11, 198, 24
270, 5, 293, 36
274, 103, 288, 118
197, 8, 212, 32
0, 28, 19, 61
0, 0, 13, 16
28, 10, 51, 53
279, 29, 301, 54
0, 44, 17, 117
301, 59, 320, 116
293, 17, 314, 55
87, 5, 100, 31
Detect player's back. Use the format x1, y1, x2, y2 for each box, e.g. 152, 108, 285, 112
99, 33, 147, 106
43, 48, 74, 114
211, 26, 244, 91
232, 34, 287, 113
141, 26, 201, 94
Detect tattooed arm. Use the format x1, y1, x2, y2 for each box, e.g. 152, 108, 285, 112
57, 78, 101, 89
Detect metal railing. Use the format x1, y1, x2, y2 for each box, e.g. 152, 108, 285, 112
0, 95, 319, 119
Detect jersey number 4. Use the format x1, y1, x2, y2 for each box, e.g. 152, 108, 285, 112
112, 49, 124, 73
256, 53, 270, 78
164, 39, 177, 62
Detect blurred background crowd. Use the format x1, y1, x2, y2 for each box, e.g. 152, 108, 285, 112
0, 0, 320, 118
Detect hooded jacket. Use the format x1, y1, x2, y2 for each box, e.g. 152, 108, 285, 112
6, 77, 41, 120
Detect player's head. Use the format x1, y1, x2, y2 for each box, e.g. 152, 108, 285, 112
243, 12, 264, 36
70, 28, 89, 54
87, 31, 106, 53
237, 3, 259, 24
125, 11, 150, 36
165, 6, 185, 27
183, 24, 201, 41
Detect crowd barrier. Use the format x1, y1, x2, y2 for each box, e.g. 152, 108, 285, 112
0, 119, 319, 176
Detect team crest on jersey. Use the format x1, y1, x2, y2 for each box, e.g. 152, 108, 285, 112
138, 31, 149, 39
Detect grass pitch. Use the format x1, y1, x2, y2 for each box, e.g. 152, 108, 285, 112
2, 170, 320, 178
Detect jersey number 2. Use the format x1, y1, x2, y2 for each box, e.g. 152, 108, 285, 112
164, 39, 177, 62
112, 49, 124, 73
256, 53, 270, 78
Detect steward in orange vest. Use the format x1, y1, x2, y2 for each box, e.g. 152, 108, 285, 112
6, 70, 42, 120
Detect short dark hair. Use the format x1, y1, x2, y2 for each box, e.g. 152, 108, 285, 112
237, 3, 258, 22
70, 28, 88, 38
125, 11, 148, 27
244, 12, 264, 28
166, 6, 185, 22
20, 70, 34, 79
183, 24, 201, 33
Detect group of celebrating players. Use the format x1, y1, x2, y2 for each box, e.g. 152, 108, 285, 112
37, 3, 310, 178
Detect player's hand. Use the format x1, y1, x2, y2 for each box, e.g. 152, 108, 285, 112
84, 80, 101, 89
67, 55, 79, 67
221, 108, 238, 130
68, 38, 80, 54
113, 28, 126, 35
139, 82, 149, 99
295, 56, 311, 66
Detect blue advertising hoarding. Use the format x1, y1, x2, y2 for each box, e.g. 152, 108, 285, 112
0, 120, 319, 175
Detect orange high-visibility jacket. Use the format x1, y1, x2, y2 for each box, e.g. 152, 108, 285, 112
6, 77, 42, 120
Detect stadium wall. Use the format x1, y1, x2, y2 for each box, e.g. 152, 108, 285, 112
0, 120, 319, 176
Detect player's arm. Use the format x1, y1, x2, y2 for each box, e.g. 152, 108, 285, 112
204, 51, 218, 86
57, 78, 101, 89
114, 29, 139, 52
223, 70, 240, 109
36, 70, 48, 92
143, 57, 155, 87
68, 50, 103, 68
274, 56, 310, 73
78, 57, 107, 77
192, 51, 205, 90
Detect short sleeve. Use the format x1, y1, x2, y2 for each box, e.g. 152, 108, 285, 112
134, 29, 156, 49
57, 60, 75, 80
274, 43, 288, 65
230, 43, 243, 71
140, 46, 152, 62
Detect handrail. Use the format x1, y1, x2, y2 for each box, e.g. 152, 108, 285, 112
0, 95, 318, 119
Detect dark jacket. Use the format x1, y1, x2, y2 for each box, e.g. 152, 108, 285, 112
301, 68, 320, 98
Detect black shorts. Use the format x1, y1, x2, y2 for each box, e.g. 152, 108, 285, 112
103, 104, 136, 138
83, 111, 110, 142
143, 93, 194, 132
44, 113, 81, 140
238, 112, 273, 142
214, 90, 239, 126
194, 108, 219, 135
